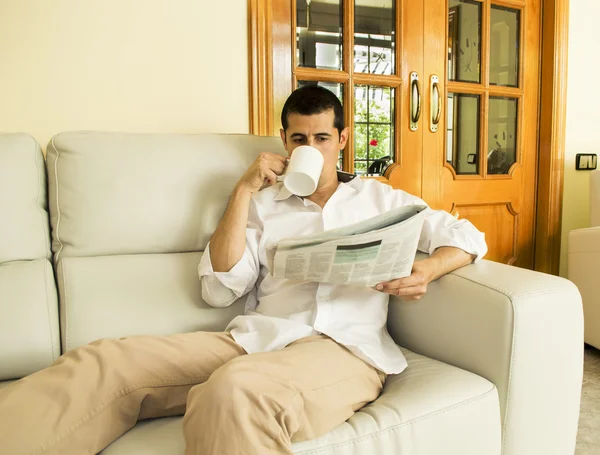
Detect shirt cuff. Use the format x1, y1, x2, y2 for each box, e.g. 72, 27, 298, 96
198, 243, 255, 297
427, 221, 488, 262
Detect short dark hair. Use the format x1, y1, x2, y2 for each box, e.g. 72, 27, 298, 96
281, 85, 344, 134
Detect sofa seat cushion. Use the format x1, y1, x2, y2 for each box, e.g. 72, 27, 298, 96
58, 253, 244, 352
0, 259, 60, 380
101, 349, 500, 455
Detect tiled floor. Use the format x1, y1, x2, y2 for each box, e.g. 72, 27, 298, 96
576, 345, 600, 454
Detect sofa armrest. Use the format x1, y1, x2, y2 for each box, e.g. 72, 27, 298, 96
569, 226, 600, 348
387, 258, 583, 455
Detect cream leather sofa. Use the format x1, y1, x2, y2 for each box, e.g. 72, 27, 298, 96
0, 132, 584, 455
569, 170, 600, 349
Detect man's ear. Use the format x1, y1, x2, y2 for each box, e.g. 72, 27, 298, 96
339, 127, 349, 150
279, 128, 287, 146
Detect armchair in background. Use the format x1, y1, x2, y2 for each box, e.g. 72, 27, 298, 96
569, 169, 600, 348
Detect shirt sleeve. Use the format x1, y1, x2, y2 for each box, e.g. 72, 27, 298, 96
197, 199, 262, 308
387, 186, 488, 262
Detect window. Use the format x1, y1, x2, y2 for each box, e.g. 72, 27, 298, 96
294, 0, 398, 177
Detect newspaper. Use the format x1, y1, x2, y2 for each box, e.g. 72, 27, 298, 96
268, 204, 428, 287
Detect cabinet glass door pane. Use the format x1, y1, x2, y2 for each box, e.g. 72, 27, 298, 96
447, 93, 480, 174
354, 85, 394, 176
488, 97, 518, 174
448, 0, 481, 84
297, 80, 344, 169
354, 0, 395, 75
297, 0, 343, 70
490, 6, 520, 87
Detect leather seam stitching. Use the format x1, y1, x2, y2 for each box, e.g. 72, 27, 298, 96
50, 136, 63, 263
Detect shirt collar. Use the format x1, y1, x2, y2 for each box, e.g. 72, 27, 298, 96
274, 172, 363, 202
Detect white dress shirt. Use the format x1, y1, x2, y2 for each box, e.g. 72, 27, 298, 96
198, 177, 487, 374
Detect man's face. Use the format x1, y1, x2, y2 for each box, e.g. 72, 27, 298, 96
280, 109, 349, 179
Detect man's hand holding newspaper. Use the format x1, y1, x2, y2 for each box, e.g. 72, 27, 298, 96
267, 205, 427, 287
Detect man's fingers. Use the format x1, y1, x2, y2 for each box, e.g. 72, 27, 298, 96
261, 154, 287, 175
393, 285, 425, 296
374, 285, 423, 296
263, 152, 289, 166
375, 285, 426, 301
258, 152, 288, 169
255, 161, 285, 184
269, 152, 289, 162
270, 160, 287, 175
376, 274, 424, 291
264, 169, 278, 185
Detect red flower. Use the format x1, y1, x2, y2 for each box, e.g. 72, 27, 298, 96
369, 139, 378, 146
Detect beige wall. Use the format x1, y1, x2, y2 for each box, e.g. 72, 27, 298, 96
0, 1, 249, 150
559, 0, 600, 276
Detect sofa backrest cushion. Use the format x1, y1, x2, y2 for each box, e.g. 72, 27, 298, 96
591, 170, 599, 227
57, 253, 245, 351
46, 132, 285, 262
0, 133, 51, 263
45, 132, 285, 350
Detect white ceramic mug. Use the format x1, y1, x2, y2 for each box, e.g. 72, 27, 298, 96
277, 145, 324, 196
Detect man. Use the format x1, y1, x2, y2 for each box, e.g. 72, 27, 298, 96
0, 86, 486, 455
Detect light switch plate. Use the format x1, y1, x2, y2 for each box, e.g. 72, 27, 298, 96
576, 154, 598, 170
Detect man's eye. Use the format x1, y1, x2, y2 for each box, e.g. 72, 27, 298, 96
317, 137, 328, 142
294, 139, 305, 144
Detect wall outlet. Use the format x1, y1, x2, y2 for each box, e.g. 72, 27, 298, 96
576, 154, 598, 170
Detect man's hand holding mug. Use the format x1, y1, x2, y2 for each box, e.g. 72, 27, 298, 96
236, 146, 324, 197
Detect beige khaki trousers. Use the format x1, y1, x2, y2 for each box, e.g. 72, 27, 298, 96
0, 332, 385, 455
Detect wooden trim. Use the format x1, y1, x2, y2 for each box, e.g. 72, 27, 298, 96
480, 91, 490, 178
343, 0, 354, 173
447, 83, 525, 101
248, 0, 273, 135
295, 68, 350, 83
515, 92, 525, 181
518, 4, 526, 90
492, 0, 527, 9
291, 0, 297, 73
273, 1, 293, 136
353, 74, 403, 87
535, 0, 570, 274
488, 86, 524, 97
392, 0, 403, 177
482, 0, 491, 88
446, 82, 487, 95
